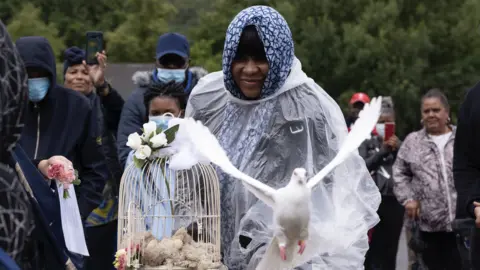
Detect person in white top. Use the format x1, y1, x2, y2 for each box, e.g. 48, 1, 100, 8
393, 89, 461, 269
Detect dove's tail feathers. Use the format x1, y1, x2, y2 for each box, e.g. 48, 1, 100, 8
306, 97, 383, 190
256, 238, 297, 270
182, 118, 277, 207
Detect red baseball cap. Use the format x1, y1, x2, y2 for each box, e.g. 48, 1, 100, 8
349, 92, 370, 104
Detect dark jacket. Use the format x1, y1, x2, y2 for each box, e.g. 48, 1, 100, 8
87, 86, 124, 198
95, 85, 124, 137
358, 134, 399, 196
454, 81, 480, 219
116, 67, 208, 168
15, 36, 108, 219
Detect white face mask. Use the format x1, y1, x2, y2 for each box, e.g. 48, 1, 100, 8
149, 113, 176, 131
376, 123, 385, 138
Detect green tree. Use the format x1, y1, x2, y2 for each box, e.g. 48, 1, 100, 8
7, 3, 65, 59
189, 0, 274, 71
0, 0, 29, 23
43, 0, 126, 48
167, 0, 214, 35
106, 0, 177, 62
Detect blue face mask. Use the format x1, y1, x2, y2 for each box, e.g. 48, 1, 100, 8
149, 113, 175, 131
28, 77, 50, 102
156, 68, 186, 83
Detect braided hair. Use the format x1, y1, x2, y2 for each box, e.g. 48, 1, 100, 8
143, 81, 187, 119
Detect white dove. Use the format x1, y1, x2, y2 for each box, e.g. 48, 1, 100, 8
183, 97, 383, 268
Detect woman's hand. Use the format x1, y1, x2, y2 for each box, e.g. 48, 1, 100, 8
405, 200, 420, 220
82, 50, 107, 88
37, 156, 73, 178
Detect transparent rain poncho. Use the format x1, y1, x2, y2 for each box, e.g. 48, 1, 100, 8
186, 6, 381, 270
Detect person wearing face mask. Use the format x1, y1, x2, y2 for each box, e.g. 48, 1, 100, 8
393, 89, 461, 270
358, 97, 403, 270
15, 36, 109, 269
117, 33, 207, 169
125, 82, 185, 169
124, 81, 186, 168
123, 82, 187, 238
62, 46, 125, 270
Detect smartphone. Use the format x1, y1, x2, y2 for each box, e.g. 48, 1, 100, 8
85, 31, 104, 65
384, 122, 395, 141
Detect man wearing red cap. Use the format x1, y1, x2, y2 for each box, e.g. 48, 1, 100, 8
346, 92, 371, 131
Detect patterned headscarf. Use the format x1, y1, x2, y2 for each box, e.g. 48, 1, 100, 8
216, 7, 296, 268
0, 20, 32, 263
222, 5, 294, 99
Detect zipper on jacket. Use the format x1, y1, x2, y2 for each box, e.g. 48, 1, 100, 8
440, 150, 454, 225
428, 134, 455, 228
34, 104, 40, 159
431, 134, 455, 227
442, 136, 455, 226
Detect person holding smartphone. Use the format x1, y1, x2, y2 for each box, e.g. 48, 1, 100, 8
116, 33, 208, 169
359, 96, 404, 270
63, 45, 124, 270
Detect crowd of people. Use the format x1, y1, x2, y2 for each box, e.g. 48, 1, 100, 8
1, 4, 480, 270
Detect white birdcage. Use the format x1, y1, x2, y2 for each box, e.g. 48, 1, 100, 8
117, 121, 222, 270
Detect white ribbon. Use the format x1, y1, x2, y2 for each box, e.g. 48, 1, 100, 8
56, 181, 90, 256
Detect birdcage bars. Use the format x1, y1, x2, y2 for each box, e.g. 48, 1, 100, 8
117, 157, 222, 269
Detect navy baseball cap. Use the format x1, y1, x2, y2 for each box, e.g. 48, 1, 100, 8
155, 33, 190, 60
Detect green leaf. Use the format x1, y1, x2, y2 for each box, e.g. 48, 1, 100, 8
163, 124, 179, 144
72, 179, 81, 185
133, 155, 146, 169
156, 127, 164, 134
63, 190, 69, 199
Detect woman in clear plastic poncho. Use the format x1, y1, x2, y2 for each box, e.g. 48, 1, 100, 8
186, 6, 381, 270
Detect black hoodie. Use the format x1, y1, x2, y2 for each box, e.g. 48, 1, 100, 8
454, 81, 480, 219
15, 36, 108, 219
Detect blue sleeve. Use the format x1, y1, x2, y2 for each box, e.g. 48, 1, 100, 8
76, 106, 109, 219
117, 89, 145, 168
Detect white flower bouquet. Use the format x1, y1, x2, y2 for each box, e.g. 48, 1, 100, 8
126, 121, 179, 169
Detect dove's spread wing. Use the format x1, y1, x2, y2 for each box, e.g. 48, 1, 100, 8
183, 118, 277, 207
306, 97, 383, 190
